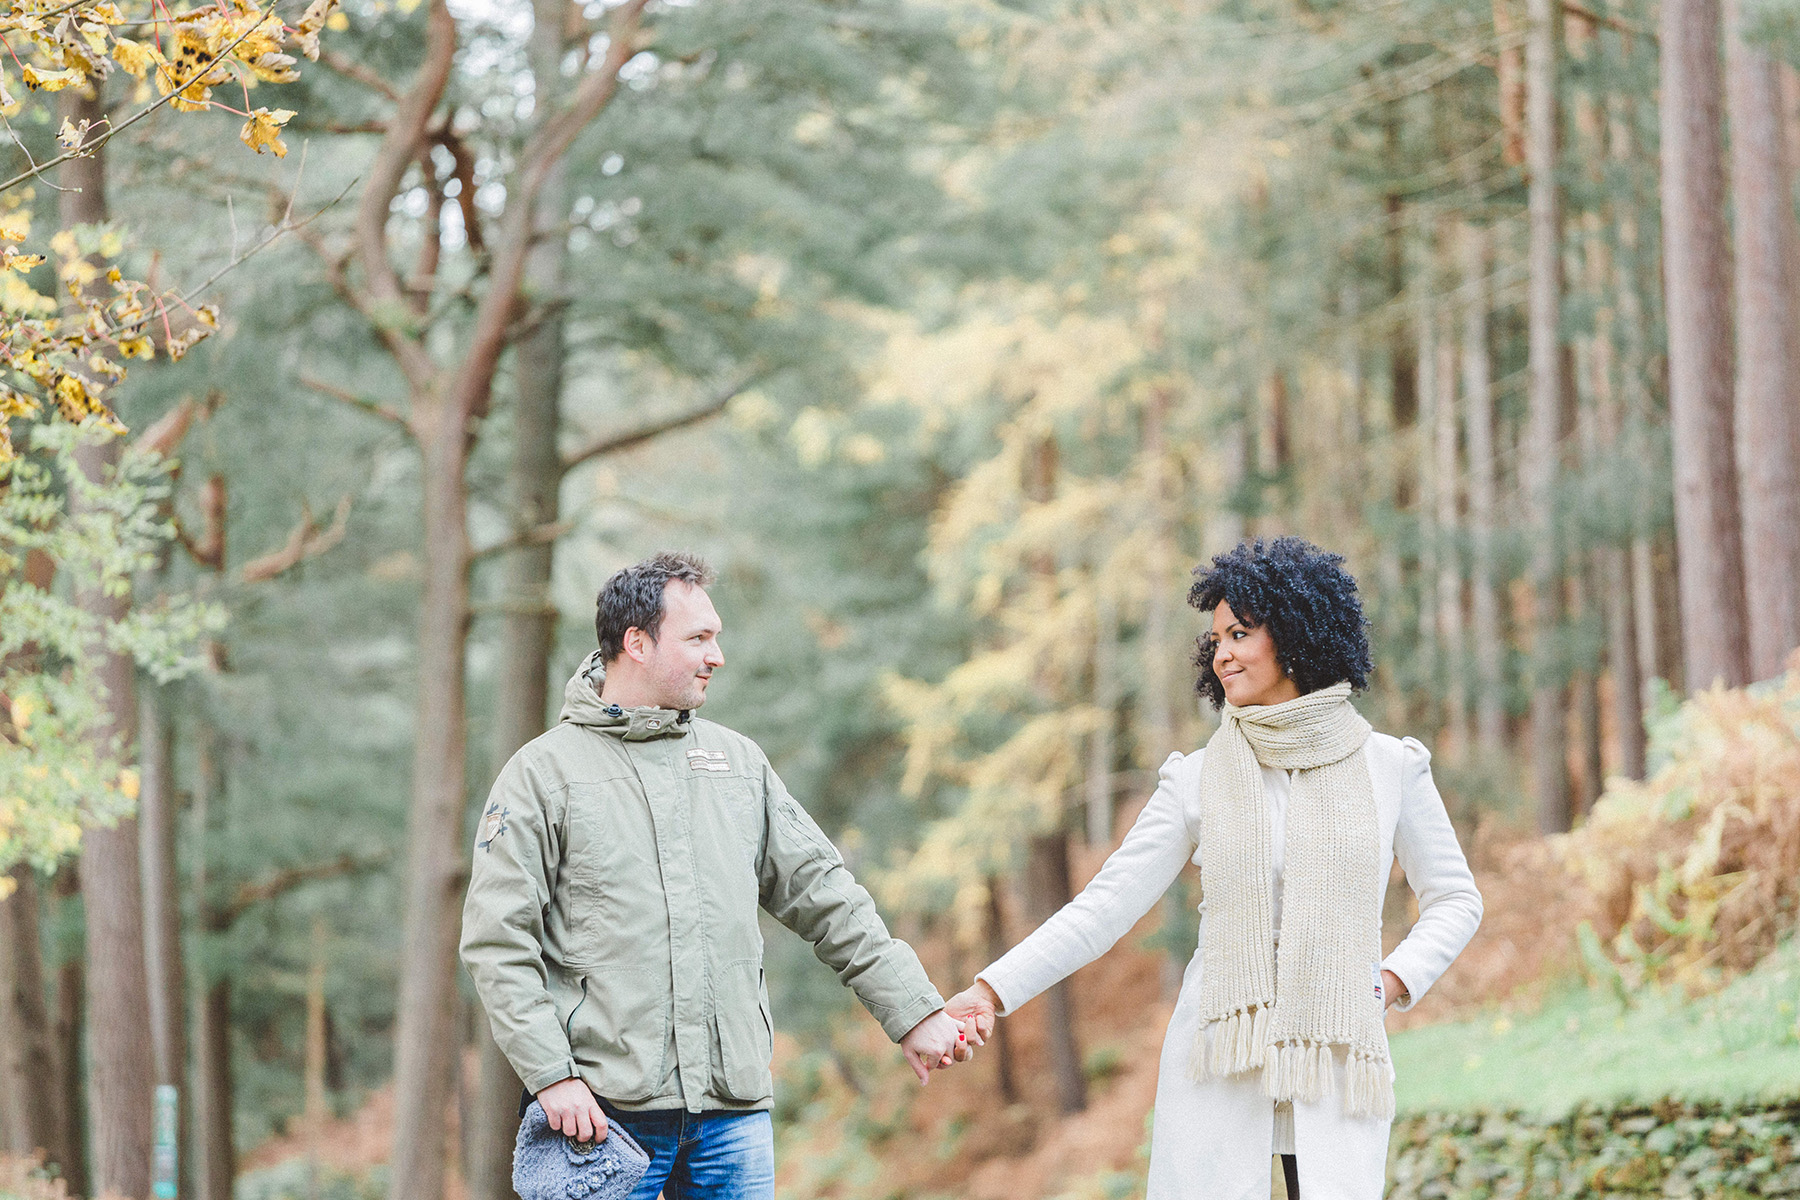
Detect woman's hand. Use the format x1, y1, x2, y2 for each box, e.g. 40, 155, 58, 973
1381, 969, 1408, 1011
899, 1009, 974, 1083
943, 979, 999, 1044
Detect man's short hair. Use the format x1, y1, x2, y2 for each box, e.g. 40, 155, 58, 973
595, 551, 716, 662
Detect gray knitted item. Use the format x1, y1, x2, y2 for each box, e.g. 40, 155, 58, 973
512, 1100, 651, 1200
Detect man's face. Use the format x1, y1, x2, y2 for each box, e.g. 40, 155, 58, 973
633, 581, 724, 711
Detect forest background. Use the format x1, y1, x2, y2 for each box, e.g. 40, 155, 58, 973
3, 0, 1800, 1193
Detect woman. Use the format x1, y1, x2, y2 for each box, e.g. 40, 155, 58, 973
944, 538, 1482, 1200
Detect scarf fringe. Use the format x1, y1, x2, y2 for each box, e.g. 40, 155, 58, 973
1259, 1039, 1335, 1104
1341, 1049, 1396, 1122
1188, 1019, 1396, 1123
1187, 1004, 1271, 1081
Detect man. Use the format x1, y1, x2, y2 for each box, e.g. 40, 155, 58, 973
461, 552, 970, 1198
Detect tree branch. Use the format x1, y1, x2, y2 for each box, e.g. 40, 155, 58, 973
433, 126, 486, 255
237, 495, 353, 585
127, 396, 199, 460
469, 519, 573, 562
216, 851, 390, 927
318, 47, 403, 102
560, 374, 760, 473
447, 0, 650, 430
353, 0, 457, 317
298, 373, 411, 431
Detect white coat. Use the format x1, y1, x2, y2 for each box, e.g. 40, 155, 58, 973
978, 732, 1483, 1200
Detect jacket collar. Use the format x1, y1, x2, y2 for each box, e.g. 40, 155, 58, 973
558, 650, 691, 741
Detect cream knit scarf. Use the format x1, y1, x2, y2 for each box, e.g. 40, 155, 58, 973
1185, 682, 1394, 1121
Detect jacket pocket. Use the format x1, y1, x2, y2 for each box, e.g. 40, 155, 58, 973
566, 966, 668, 1104
711, 960, 773, 1103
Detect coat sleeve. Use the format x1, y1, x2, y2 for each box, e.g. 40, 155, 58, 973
976, 751, 1200, 1016
1380, 736, 1484, 1011
458, 750, 581, 1095
756, 755, 945, 1043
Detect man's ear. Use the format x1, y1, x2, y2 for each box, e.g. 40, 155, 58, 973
622, 626, 651, 665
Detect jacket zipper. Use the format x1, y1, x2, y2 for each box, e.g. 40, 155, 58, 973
564, 976, 590, 1042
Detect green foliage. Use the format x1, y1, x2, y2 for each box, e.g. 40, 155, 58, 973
1388, 1099, 1800, 1199
0, 419, 223, 876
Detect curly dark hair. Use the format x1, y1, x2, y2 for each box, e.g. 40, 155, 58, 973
595, 551, 716, 663
1187, 537, 1372, 709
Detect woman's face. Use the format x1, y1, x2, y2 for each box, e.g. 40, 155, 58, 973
1211, 600, 1302, 708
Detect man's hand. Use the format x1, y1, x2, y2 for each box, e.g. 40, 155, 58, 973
943, 979, 998, 1045
899, 1008, 975, 1084
537, 1077, 607, 1143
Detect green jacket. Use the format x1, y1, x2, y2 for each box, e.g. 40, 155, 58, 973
459, 652, 943, 1112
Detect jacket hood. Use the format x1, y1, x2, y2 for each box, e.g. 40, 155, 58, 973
558, 650, 691, 741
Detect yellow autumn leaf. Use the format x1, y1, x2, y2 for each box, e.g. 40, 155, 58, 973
48, 229, 78, 260
117, 335, 153, 359
326, 11, 348, 29
53, 372, 90, 420
117, 767, 139, 801
4, 251, 44, 272
0, 385, 37, 418
111, 36, 161, 79
88, 2, 127, 23
239, 106, 294, 156
79, 21, 110, 57
22, 64, 83, 91
0, 208, 27, 241
56, 116, 85, 150
8, 694, 35, 730
246, 51, 299, 83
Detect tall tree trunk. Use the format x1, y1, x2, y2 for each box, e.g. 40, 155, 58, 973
1494, 0, 1528, 166
138, 685, 187, 1198
1417, 314, 1441, 712
1024, 834, 1085, 1116
1661, 0, 1752, 691
0, 869, 60, 1162
1459, 224, 1506, 754
64, 84, 156, 1199
1021, 439, 1084, 1116
1432, 308, 1467, 756
191, 716, 235, 1200
1525, 0, 1571, 832
1725, 0, 1800, 680
1085, 585, 1118, 848
1140, 392, 1187, 999
52, 866, 88, 1199
0, 550, 68, 1170
304, 918, 327, 1200
466, 10, 572, 1193
389, 408, 473, 1200
983, 879, 1017, 1105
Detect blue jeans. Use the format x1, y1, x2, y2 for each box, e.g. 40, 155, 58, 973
599, 1101, 774, 1200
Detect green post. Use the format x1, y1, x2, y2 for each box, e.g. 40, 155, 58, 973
152, 1083, 178, 1199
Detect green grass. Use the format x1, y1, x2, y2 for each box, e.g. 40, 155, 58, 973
1390, 936, 1800, 1116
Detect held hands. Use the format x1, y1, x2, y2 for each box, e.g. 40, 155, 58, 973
537, 1077, 608, 1144
899, 1008, 979, 1084
1380, 968, 1408, 1011
943, 979, 999, 1044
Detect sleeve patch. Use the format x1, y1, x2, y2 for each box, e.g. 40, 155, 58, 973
477, 802, 510, 850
